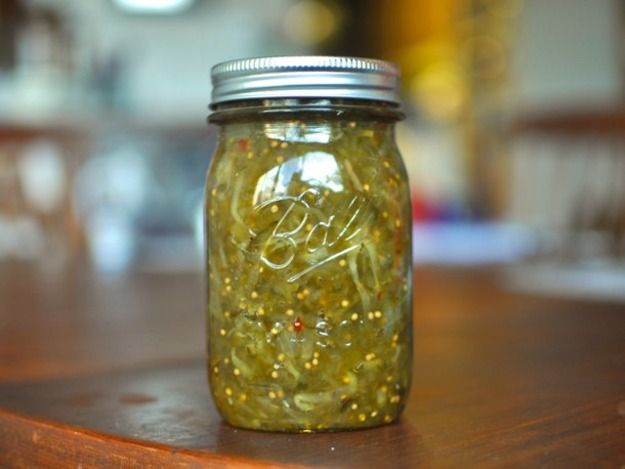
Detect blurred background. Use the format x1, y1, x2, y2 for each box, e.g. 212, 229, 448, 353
1, 0, 625, 302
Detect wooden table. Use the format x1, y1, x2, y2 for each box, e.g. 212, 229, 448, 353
1, 264, 624, 467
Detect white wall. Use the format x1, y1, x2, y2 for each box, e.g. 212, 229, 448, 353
29, 0, 302, 121
512, 0, 622, 113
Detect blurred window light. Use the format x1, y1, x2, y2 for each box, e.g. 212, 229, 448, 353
112, 0, 195, 14
73, 149, 149, 219
17, 141, 66, 214
85, 209, 135, 274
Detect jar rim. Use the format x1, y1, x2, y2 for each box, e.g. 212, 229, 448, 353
208, 98, 404, 124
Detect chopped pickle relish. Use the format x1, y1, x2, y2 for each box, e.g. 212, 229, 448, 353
206, 103, 412, 432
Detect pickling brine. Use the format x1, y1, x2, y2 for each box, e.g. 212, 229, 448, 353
206, 57, 412, 432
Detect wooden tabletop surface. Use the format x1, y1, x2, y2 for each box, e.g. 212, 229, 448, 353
1, 264, 624, 467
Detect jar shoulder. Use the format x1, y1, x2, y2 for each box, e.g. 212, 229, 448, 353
206, 122, 409, 202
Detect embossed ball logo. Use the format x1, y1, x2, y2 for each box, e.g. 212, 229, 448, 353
249, 189, 372, 284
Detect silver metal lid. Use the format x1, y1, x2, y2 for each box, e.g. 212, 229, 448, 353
210, 56, 401, 108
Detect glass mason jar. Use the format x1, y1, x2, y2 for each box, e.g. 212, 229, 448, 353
205, 56, 412, 432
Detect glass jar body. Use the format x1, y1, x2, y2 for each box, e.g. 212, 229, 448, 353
205, 103, 412, 432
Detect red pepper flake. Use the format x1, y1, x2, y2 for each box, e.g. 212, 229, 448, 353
293, 317, 303, 332
237, 139, 250, 151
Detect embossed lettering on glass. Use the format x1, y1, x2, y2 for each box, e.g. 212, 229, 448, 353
205, 57, 413, 432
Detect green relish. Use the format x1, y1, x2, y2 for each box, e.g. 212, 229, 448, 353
206, 105, 412, 432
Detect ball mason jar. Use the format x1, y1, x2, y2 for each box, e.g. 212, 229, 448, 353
205, 56, 412, 432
